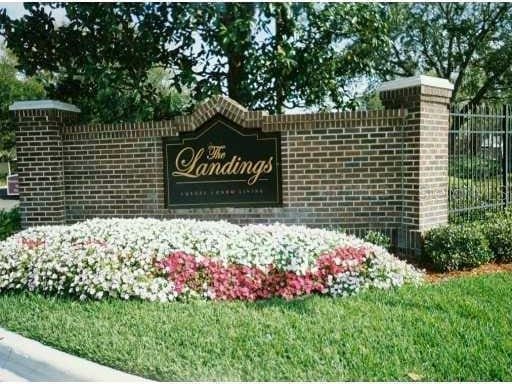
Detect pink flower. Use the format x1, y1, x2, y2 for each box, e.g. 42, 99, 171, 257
157, 246, 370, 301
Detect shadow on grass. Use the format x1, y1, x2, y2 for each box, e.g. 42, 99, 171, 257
6, 273, 506, 320
244, 294, 323, 314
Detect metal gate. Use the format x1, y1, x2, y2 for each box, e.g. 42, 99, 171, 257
449, 105, 511, 222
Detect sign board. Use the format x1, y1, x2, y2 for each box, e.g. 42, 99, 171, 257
7, 174, 18, 196
163, 115, 282, 208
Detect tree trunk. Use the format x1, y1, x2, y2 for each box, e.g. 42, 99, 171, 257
274, 4, 286, 115
221, 4, 254, 107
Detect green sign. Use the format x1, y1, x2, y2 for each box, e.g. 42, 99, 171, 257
163, 115, 282, 208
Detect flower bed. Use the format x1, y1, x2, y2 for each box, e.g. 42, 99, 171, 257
0, 218, 423, 301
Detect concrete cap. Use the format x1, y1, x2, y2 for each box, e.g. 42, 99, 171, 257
377, 75, 454, 92
9, 100, 81, 113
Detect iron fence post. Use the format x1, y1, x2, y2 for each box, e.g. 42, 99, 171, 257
502, 105, 509, 207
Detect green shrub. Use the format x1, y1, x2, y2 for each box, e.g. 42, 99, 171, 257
423, 223, 492, 272
449, 156, 500, 180
364, 230, 391, 250
0, 208, 21, 241
484, 213, 512, 262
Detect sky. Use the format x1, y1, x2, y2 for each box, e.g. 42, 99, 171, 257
0, 2, 67, 51
1, 2, 66, 21
0, 2, 25, 19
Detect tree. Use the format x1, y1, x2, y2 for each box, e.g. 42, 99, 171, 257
243, 3, 390, 113
0, 47, 45, 161
0, 3, 390, 120
186, 3, 257, 106
377, 3, 512, 110
0, 3, 194, 122
196, 3, 387, 113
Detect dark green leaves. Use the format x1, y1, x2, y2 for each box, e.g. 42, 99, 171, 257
1, 3, 391, 120
376, 3, 512, 108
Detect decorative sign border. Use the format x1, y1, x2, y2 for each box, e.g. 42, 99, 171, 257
163, 114, 282, 208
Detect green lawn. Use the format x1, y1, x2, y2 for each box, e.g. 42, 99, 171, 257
0, 161, 8, 187
0, 273, 511, 381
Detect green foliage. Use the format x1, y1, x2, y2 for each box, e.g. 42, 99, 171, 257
423, 223, 492, 271
0, 208, 21, 241
377, 3, 512, 109
1, 4, 193, 123
250, 3, 390, 113
0, 3, 390, 119
483, 209, 512, 262
444, 206, 512, 263
449, 156, 501, 180
448, 176, 504, 223
0, 274, 511, 380
364, 230, 391, 250
356, 91, 384, 111
0, 162, 8, 183
0, 48, 45, 161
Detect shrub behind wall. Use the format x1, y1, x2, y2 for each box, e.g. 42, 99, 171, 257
0, 208, 21, 241
484, 211, 512, 263
423, 223, 492, 272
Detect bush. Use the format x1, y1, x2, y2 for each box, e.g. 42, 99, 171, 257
0, 208, 21, 241
423, 223, 492, 272
449, 156, 500, 180
364, 230, 391, 251
0, 218, 423, 301
484, 213, 512, 262
448, 176, 502, 223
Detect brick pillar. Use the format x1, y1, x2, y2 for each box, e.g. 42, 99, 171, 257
9, 100, 80, 227
378, 75, 453, 253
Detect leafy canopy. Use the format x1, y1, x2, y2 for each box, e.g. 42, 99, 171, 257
377, 3, 512, 109
0, 48, 45, 161
0, 3, 389, 121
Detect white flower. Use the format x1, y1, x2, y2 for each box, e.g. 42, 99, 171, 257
0, 218, 423, 301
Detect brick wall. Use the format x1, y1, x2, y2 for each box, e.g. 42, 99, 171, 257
13, 107, 79, 227
380, 80, 452, 248
11, 76, 453, 253
381, 85, 451, 226
62, 98, 405, 232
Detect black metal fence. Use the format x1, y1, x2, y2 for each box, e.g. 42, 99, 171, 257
449, 104, 512, 222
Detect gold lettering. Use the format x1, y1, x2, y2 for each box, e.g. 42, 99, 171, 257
231, 156, 242, 173
171, 145, 275, 185
264, 157, 273, 173
237, 160, 253, 174
196, 162, 209, 176
247, 160, 267, 185
207, 145, 226, 160
208, 162, 222, 175
220, 156, 238, 175
172, 147, 204, 178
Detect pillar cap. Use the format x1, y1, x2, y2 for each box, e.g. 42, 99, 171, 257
9, 100, 80, 113
378, 75, 454, 92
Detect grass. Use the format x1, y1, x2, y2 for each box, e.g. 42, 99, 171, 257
0, 161, 7, 187
0, 273, 511, 381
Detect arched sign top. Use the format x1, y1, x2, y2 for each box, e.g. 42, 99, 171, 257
183, 95, 267, 132
163, 114, 282, 208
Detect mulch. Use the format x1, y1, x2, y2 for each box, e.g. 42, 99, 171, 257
424, 262, 512, 284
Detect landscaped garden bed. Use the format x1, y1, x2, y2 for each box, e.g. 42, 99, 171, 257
1, 216, 511, 380
0, 273, 510, 381
0, 218, 422, 302
423, 207, 512, 271
425, 261, 512, 283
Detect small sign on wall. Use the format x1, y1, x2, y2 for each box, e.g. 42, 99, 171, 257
7, 174, 18, 196
163, 115, 282, 208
